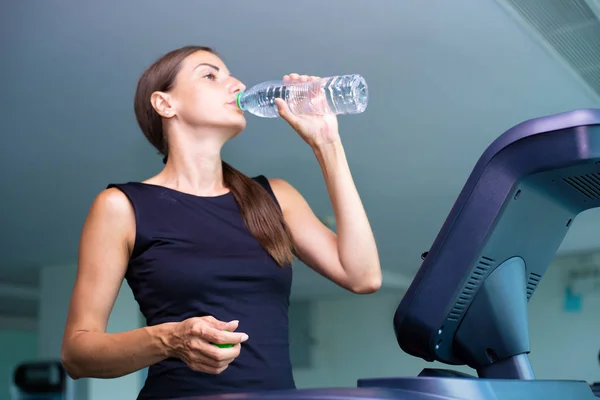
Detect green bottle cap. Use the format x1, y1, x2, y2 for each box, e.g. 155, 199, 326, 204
236, 92, 246, 110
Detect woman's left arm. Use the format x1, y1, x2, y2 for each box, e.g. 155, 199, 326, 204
269, 142, 381, 294
270, 73, 382, 294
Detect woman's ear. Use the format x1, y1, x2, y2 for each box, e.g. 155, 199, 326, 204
151, 91, 175, 118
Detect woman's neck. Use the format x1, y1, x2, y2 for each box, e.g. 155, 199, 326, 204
149, 129, 230, 197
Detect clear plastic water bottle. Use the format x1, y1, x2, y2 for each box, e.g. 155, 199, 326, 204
236, 74, 368, 118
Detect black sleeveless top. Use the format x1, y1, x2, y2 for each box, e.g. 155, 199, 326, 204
107, 176, 295, 400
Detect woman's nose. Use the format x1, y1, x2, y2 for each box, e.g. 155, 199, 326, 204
228, 77, 246, 93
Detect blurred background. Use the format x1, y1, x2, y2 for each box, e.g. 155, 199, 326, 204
3, 0, 600, 398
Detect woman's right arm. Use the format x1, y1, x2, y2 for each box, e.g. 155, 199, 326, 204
61, 188, 248, 379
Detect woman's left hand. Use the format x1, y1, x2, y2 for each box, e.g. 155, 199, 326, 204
275, 73, 340, 148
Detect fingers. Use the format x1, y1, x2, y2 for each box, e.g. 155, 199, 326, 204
186, 343, 242, 374
201, 317, 245, 339
186, 330, 242, 366
191, 338, 241, 363
283, 73, 320, 82
203, 316, 239, 332
275, 98, 289, 116
193, 321, 248, 345
275, 98, 299, 127
202, 342, 242, 364
210, 328, 249, 345
176, 316, 249, 375
222, 319, 241, 332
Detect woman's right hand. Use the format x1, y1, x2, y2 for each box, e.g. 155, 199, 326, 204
166, 316, 249, 374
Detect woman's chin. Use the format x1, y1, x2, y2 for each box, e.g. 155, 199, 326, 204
222, 123, 246, 141
228, 118, 247, 137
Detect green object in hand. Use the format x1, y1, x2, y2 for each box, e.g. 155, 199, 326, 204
213, 330, 233, 348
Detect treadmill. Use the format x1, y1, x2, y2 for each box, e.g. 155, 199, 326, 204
184, 108, 600, 399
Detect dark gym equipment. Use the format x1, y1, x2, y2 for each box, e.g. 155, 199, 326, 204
9, 360, 74, 400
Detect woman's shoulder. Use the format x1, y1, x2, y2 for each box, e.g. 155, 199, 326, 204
252, 175, 291, 196
255, 176, 306, 215
85, 185, 137, 223
83, 186, 136, 244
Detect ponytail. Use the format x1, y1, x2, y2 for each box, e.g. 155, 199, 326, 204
222, 161, 295, 267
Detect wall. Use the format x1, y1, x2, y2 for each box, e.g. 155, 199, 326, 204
528, 260, 600, 383
0, 329, 38, 399
38, 264, 78, 361
292, 259, 600, 388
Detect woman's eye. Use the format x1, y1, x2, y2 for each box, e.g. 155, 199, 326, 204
204, 73, 216, 80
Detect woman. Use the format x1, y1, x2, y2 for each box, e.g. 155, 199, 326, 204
61, 45, 381, 399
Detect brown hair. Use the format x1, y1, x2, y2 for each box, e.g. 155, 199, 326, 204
133, 45, 294, 267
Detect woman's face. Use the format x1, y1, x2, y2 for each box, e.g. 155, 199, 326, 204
156, 50, 248, 137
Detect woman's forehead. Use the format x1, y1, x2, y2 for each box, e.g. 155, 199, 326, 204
184, 51, 228, 73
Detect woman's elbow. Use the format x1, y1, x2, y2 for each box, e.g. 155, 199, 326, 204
349, 272, 382, 294
61, 338, 85, 380
61, 355, 82, 380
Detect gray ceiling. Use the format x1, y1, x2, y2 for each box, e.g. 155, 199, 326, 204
2, 0, 600, 315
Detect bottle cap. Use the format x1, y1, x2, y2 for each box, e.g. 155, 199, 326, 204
236, 92, 246, 110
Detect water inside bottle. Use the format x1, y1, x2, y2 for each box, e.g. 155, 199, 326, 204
237, 74, 368, 118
